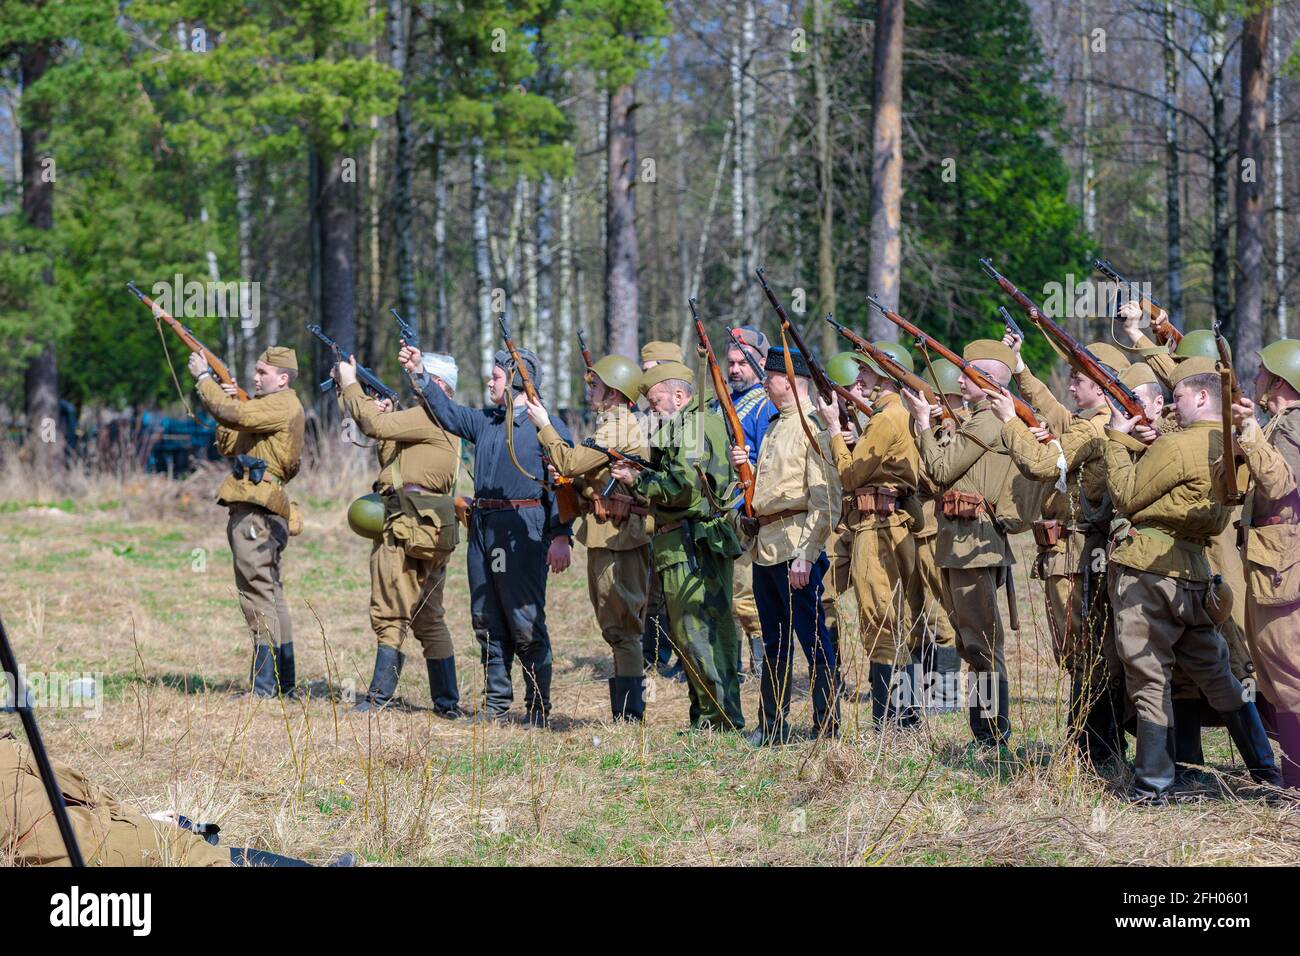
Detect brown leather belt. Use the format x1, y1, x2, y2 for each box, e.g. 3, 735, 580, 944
654, 519, 684, 535
1251, 515, 1291, 527
473, 498, 542, 510
757, 508, 806, 527
402, 483, 438, 495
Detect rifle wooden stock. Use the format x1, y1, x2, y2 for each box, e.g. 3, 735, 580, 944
825, 316, 949, 421
1214, 324, 1244, 503
127, 281, 248, 401
577, 328, 594, 373
498, 319, 581, 522
753, 272, 873, 424
1092, 258, 1182, 346
981, 260, 1151, 427
691, 299, 755, 516
868, 295, 1052, 441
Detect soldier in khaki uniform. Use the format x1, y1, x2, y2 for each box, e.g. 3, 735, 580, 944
1215, 339, 1300, 787
528, 354, 652, 720
1117, 306, 1254, 775
638, 341, 685, 678
188, 346, 305, 698
1105, 356, 1281, 800
816, 342, 921, 727
901, 341, 1018, 753
915, 358, 963, 658
996, 336, 1130, 764
732, 347, 840, 743
338, 353, 462, 716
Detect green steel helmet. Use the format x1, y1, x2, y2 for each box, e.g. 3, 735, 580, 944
862, 340, 915, 379
1259, 339, 1300, 393
1174, 329, 1223, 361
590, 354, 641, 402
826, 351, 864, 387
925, 357, 963, 397
347, 493, 385, 541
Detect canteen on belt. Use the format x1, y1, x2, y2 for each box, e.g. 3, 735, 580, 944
347, 493, 385, 541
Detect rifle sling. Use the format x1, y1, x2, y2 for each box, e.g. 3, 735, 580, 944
779, 323, 832, 467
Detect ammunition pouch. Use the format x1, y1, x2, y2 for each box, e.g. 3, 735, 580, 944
592, 492, 635, 527
1031, 518, 1065, 549
853, 485, 901, 517
941, 489, 990, 521
389, 492, 459, 560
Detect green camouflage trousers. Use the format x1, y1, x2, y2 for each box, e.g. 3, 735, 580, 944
661, 549, 744, 730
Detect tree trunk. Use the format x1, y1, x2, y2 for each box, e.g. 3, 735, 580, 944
605, 82, 640, 360
471, 140, 494, 400
389, 0, 417, 327
536, 173, 557, 402
431, 138, 448, 349
200, 206, 231, 361
1208, 11, 1231, 327
868, 0, 904, 339
315, 150, 358, 369
1233, 5, 1269, 384
731, 33, 744, 307
558, 176, 575, 406
813, 0, 836, 353
20, 43, 60, 473
1162, 0, 1183, 327
235, 152, 257, 383
1272, 23, 1287, 338
742, 1, 759, 319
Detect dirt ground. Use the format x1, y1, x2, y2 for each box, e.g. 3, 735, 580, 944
3, 464, 1297, 866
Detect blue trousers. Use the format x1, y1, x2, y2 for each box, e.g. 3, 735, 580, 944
466, 508, 553, 717
752, 553, 839, 733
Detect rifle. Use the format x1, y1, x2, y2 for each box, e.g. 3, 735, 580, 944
724, 326, 767, 384
1092, 258, 1182, 347
753, 270, 876, 425
867, 294, 1054, 442
1, 613, 85, 866
691, 299, 756, 517
1213, 319, 1245, 504
577, 328, 594, 374
825, 315, 946, 422
980, 259, 1151, 427
581, 438, 660, 475
498, 317, 581, 523
308, 325, 401, 405
127, 281, 248, 401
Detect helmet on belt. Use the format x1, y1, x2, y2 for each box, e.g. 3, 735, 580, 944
826, 351, 863, 387
589, 354, 641, 402
925, 357, 963, 397
347, 493, 385, 541
1259, 339, 1300, 394
861, 340, 915, 379
1174, 329, 1223, 362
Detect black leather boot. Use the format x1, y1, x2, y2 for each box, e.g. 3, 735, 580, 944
968, 671, 997, 745
1221, 702, 1284, 789
426, 657, 461, 719
250, 643, 278, 698
1172, 697, 1206, 783
1081, 680, 1125, 767
354, 646, 404, 712
870, 663, 894, 726
896, 656, 921, 728
1130, 719, 1176, 802
610, 676, 646, 722
996, 677, 1012, 744
522, 661, 552, 729
811, 656, 840, 739
748, 649, 792, 745
276, 642, 296, 697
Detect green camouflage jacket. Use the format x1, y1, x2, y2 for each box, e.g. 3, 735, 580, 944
636, 393, 741, 571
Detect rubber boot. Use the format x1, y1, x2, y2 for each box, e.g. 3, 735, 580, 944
1130, 719, 1176, 802
610, 676, 646, 722
276, 642, 296, 697
811, 656, 840, 739
354, 646, 404, 712
870, 663, 894, 727
426, 656, 461, 719
1172, 697, 1208, 785
748, 647, 792, 746
522, 661, 552, 729
1221, 702, 1284, 789
250, 643, 278, 698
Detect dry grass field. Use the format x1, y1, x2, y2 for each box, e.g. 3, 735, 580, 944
3, 451, 1298, 867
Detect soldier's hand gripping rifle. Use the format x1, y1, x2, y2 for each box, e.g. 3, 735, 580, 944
308, 324, 401, 405
753, 270, 876, 429
1213, 319, 1245, 504
868, 294, 1055, 442
127, 281, 248, 401
825, 315, 951, 424
581, 437, 660, 497
1092, 258, 1182, 347
498, 317, 582, 523
980, 259, 1152, 428
691, 298, 756, 517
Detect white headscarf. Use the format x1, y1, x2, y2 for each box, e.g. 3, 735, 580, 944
422, 352, 458, 393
